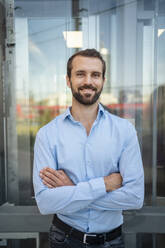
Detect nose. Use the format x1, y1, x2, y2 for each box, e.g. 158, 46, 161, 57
85, 74, 93, 84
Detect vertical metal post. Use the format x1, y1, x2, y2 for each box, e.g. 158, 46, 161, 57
72, 0, 81, 53
5, 0, 19, 204
152, 0, 159, 207
0, 0, 6, 205
136, 20, 143, 148
152, 0, 159, 247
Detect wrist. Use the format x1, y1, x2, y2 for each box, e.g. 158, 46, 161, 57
104, 176, 110, 192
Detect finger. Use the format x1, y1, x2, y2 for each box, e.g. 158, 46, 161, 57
42, 175, 57, 187
40, 168, 66, 187
45, 171, 66, 187
45, 168, 62, 178
44, 168, 70, 186
45, 168, 67, 180
49, 169, 66, 181
42, 179, 54, 188
46, 171, 65, 186
42, 170, 59, 181
40, 167, 49, 173
45, 167, 56, 173
58, 170, 69, 181
46, 168, 64, 175
41, 171, 61, 187
58, 170, 65, 175
40, 168, 50, 178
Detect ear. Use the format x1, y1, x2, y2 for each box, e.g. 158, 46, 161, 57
66, 75, 71, 88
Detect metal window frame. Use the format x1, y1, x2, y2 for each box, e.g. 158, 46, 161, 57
0, 0, 6, 206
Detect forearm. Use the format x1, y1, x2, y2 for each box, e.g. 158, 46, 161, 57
37, 166, 125, 213
33, 132, 106, 215
34, 176, 106, 215
89, 176, 144, 211
90, 156, 144, 211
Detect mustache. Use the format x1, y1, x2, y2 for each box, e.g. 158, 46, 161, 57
78, 84, 97, 91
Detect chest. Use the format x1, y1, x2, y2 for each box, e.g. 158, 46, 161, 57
83, 122, 93, 136
53, 122, 123, 183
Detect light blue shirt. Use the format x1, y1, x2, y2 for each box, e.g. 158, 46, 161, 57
33, 103, 144, 233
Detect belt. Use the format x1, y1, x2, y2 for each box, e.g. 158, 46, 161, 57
53, 215, 122, 245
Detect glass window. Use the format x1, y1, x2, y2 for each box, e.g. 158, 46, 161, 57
137, 233, 165, 248
0, 0, 6, 205
0, 0, 165, 247
13, 0, 74, 205
157, 17, 165, 197
0, 0, 164, 231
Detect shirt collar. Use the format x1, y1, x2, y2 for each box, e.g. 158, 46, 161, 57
98, 103, 106, 118
62, 103, 106, 121
62, 107, 71, 120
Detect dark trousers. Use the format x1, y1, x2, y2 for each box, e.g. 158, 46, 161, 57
49, 224, 125, 248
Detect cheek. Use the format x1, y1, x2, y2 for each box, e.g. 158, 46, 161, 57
96, 82, 104, 90
73, 80, 85, 89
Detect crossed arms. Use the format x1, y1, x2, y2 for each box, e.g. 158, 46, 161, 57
33, 126, 144, 215
40, 168, 122, 192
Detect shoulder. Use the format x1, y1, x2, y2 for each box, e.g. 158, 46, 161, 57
105, 109, 134, 128
104, 109, 137, 140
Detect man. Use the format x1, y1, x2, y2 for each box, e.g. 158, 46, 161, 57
33, 49, 144, 248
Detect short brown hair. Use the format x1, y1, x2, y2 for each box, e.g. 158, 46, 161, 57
67, 49, 106, 79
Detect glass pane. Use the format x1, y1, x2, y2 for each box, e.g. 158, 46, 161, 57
0, 0, 6, 205
137, 233, 153, 248
3, 0, 164, 206
159, 0, 165, 14
157, 16, 165, 197
156, 234, 165, 248
12, 0, 74, 205
1, 1, 165, 248
141, 24, 154, 205
137, 233, 165, 248
98, 0, 142, 126
12, 0, 87, 205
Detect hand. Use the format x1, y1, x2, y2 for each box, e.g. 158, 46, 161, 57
104, 173, 123, 192
40, 167, 75, 188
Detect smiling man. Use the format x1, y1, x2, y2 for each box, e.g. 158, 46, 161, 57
67, 54, 104, 106
33, 49, 144, 248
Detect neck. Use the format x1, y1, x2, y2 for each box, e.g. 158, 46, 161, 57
70, 98, 99, 124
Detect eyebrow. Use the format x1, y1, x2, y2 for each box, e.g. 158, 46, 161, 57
75, 70, 102, 74
75, 70, 85, 73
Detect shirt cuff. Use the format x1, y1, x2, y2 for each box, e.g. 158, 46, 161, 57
89, 177, 106, 199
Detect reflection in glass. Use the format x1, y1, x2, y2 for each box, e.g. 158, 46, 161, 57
157, 19, 165, 198
3, 0, 163, 209
157, 85, 165, 197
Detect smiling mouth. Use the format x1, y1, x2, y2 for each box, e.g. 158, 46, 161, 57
80, 89, 94, 94
78, 85, 97, 91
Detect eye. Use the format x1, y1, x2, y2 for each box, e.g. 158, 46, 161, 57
76, 72, 85, 77
92, 72, 101, 78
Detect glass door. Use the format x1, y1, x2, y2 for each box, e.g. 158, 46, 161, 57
0, 0, 6, 205
1, 0, 165, 247
157, 13, 165, 202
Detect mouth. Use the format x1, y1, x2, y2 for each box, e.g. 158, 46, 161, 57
80, 88, 95, 95
78, 85, 97, 93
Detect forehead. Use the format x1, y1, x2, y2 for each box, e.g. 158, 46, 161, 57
71, 55, 103, 73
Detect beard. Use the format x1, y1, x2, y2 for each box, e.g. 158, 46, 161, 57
70, 82, 103, 105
